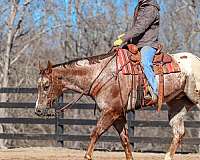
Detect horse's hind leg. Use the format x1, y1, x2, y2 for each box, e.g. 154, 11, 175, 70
165, 96, 194, 160
84, 108, 121, 160
113, 115, 133, 160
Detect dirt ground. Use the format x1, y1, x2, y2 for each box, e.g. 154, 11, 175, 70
0, 147, 199, 160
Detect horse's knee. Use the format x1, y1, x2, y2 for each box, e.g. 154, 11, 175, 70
170, 118, 185, 140
169, 108, 186, 139
173, 125, 185, 140
171, 119, 184, 134
120, 132, 129, 145
90, 123, 108, 139
90, 127, 100, 140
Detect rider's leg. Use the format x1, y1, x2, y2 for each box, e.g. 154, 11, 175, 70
141, 46, 158, 95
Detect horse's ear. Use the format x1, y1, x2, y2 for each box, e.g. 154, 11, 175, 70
47, 60, 53, 73
39, 61, 44, 73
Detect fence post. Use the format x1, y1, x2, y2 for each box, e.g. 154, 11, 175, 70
127, 111, 135, 149
55, 94, 64, 147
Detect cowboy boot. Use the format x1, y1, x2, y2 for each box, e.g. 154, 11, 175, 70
144, 86, 158, 103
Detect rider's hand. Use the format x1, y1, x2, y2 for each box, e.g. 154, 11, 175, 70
113, 33, 125, 46
114, 39, 123, 46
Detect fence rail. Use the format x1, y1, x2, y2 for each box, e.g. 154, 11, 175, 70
0, 88, 200, 148
0, 118, 200, 127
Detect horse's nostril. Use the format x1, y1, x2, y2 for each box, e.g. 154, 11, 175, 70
35, 109, 42, 115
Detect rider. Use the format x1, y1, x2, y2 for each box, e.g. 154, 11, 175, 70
114, 0, 160, 100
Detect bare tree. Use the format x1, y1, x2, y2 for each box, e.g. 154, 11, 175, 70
0, 0, 32, 148
159, 0, 200, 55
0, 0, 68, 148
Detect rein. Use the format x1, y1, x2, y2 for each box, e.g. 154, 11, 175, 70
88, 47, 117, 95
57, 47, 117, 113
57, 91, 84, 113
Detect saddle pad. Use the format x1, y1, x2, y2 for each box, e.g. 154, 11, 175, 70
116, 49, 132, 75
116, 49, 181, 75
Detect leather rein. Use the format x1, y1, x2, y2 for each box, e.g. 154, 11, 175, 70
57, 47, 117, 113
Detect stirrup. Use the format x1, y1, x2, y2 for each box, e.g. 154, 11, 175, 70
145, 86, 158, 102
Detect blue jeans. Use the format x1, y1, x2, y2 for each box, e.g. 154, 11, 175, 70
141, 46, 158, 95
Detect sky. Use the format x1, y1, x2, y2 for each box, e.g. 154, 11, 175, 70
61, 0, 165, 28
65, 0, 139, 28
1, 0, 165, 32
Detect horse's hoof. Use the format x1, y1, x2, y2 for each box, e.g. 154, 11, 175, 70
164, 152, 173, 160
84, 154, 92, 160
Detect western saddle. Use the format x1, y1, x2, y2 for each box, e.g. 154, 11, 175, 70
115, 44, 181, 111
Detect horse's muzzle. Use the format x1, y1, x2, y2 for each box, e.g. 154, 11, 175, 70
35, 108, 55, 117
35, 108, 43, 116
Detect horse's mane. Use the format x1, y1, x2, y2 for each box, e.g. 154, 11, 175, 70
52, 49, 115, 68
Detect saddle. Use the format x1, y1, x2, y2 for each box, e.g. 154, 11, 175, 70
115, 44, 181, 111
125, 44, 180, 75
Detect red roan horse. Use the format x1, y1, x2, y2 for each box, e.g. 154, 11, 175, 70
35, 50, 200, 160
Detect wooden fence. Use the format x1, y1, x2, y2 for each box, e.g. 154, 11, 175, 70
0, 88, 200, 149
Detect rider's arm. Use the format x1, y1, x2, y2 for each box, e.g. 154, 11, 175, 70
122, 5, 159, 42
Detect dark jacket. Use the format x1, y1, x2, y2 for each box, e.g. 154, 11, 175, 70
122, 0, 160, 49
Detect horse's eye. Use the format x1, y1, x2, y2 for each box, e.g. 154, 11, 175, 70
58, 77, 63, 80
43, 85, 49, 91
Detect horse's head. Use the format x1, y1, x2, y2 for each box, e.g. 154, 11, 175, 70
35, 61, 64, 117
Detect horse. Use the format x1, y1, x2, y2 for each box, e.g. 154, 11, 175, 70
35, 50, 200, 160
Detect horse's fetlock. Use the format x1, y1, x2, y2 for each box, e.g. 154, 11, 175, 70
84, 154, 92, 160
124, 142, 128, 146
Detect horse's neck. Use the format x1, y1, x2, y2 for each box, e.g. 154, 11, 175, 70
56, 61, 101, 94
54, 54, 115, 94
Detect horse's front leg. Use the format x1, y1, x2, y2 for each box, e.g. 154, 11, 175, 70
113, 115, 133, 160
84, 108, 121, 160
